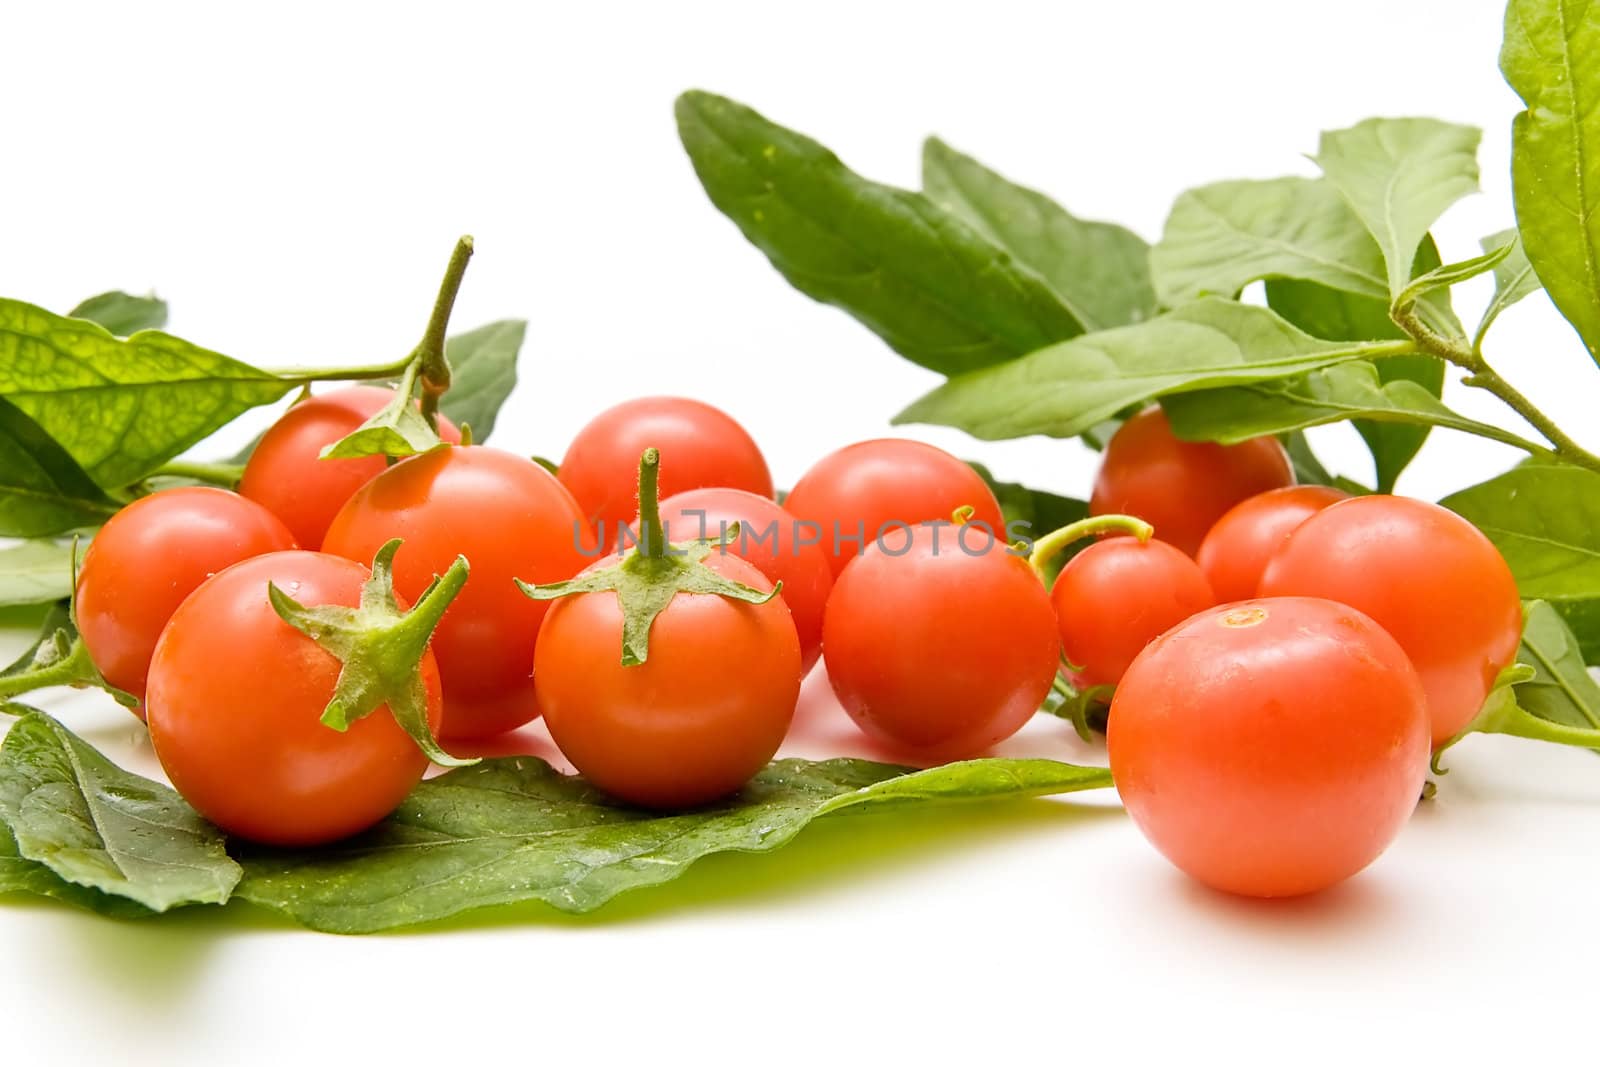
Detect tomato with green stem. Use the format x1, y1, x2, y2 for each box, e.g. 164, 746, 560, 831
1196, 485, 1349, 602
75, 487, 298, 707
1109, 597, 1429, 897
523, 449, 800, 808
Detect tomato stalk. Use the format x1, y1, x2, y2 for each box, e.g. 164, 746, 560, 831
1026, 513, 1153, 584
412, 235, 474, 433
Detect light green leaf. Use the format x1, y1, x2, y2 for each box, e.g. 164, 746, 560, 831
0, 540, 76, 607
439, 320, 524, 441
922, 138, 1155, 331
67, 292, 169, 336
0, 396, 120, 537
1515, 599, 1600, 729
1476, 229, 1544, 346
893, 298, 1412, 441
1395, 237, 1513, 311
675, 91, 1085, 375
1502, 0, 1600, 361
0, 819, 152, 919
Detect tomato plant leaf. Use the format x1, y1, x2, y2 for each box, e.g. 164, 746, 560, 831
0, 298, 297, 488
1442, 462, 1600, 661
66, 291, 168, 336
1313, 118, 1481, 302
0, 818, 153, 919
1, 603, 74, 680
0, 711, 240, 911
0, 396, 119, 537
1476, 229, 1544, 346
1515, 600, 1600, 730
319, 394, 443, 460
234, 754, 1111, 933
675, 91, 1085, 375
893, 298, 1413, 441
438, 320, 524, 441
1502, 0, 1600, 362
0, 540, 76, 607
922, 138, 1155, 331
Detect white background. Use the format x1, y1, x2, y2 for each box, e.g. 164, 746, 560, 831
3, 1, 1598, 1063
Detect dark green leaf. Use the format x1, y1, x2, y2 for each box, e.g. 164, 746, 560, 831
0, 540, 76, 607
1476, 229, 1544, 345
236, 754, 1111, 933
439, 320, 525, 441
1515, 600, 1600, 729
67, 292, 169, 336
0, 711, 240, 911
0, 818, 152, 919
0, 298, 296, 488
1502, 0, 1600, 361
894, 298, 1410, 441
0, 396, 119, 537
675, 91, 1084, 375
922, 138, 1154, 331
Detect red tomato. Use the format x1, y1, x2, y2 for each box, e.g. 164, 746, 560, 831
1258, 495, 1522, 745
1109, 597, 1429, 897
146, 550, 440, 846
534, 553, 800, 808
1051, 537, 1214, 688
1196, 485, 1349, 602
657, 488, 833, 674
75, 487, 298, 704
239, 385, 461, 549
558, 397, 773, 546
822, 523, 1060, 759
784, 439, 1006, 579
1090, 407, 1294, 557
323, 446, 592, 740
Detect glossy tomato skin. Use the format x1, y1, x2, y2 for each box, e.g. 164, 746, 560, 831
535, 554, 800, 809
75, 487, 298, 704
1109, 597, 1429, 897
558, 397, 773, 546
822, 524, 1060, 759
657, 488, 833, 674
1090, 407, 1294, 557
1258, 495, 1522, 745
1051, 538, 1214, 688
239, 385, 461, 549
784, 439, 1006, 579
145, 551, 440, 846
323, 446, 593, 740
1196, 485, 1349, 603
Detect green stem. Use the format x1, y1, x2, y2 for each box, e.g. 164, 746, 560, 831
415, 236, 474, 429
1028, 513, 1153, 584
150, 460, 246, 487
636, 448, 666, 559
264, 354, 416, 383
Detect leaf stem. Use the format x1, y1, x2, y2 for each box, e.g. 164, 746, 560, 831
149, 460, 247, 487
1028, 513, 1152, 584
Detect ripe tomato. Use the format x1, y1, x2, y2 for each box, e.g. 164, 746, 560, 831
822, 523, 1060, 759
1195, 485, 1349, 602
239, 385, 461, 549
75, 487, 298, 704
557, 397, 773, 545
323, 446, 592, 740
1109, 597, 1429, 897
1258, 495, 1522, 745
1051, 537, 1214, 688
784, 439, 1006, 579
657, 487, 833, 674
1090, 406, 1294, 557
146, 550, 440, 846
534, 553, 800, 808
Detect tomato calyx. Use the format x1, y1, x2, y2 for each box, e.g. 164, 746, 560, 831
268, 538, 476, 768
517, 448, 780, 667
1043, 673, 1114, 742
1432, 660, 1600, 774
1026, 513, 1153, 584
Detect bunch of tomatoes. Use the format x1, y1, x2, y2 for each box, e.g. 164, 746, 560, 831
69, 385, 1522, 900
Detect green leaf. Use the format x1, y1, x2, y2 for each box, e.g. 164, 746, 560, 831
0, 712, 240, 911
1515, 600, 1600, 730
1, 602, 73, 679
1502, 0, 1600, 361
235, 754, 1111, 933
319, 398, 442, 460
0, 819, 152, 919
1476, 229, 1544, 345
1313, 118, 1481, 301
438, 320, 525, 441
67, 291, 169, 336
894, 298, 1412, 441
0, 540, 76, 607
675, 91, 1084, 375
966, 462, 1086, 581
0, 298, 296, 488
1442, 462, 1600, 660
1395, 238, 1513, 312
0, 396, 119, 537
922, 138, 1155, 331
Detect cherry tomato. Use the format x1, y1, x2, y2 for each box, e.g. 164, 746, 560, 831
323, 446, 592, 740
1195, 485, 1349, 602
75, 487, 298, 705
1258, 495, 1522, 745
146, 550, 440, 846
1090, 407, 1294, 557
534, 554, 800, 808
822, 523, 1060, 759
239, 385, 461, 549
1051, 537, 1214, 688
558, 397, 773, 546
1109, 597, 1429, 897
657, 487, 833, 675
784, 439, 1006, 579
